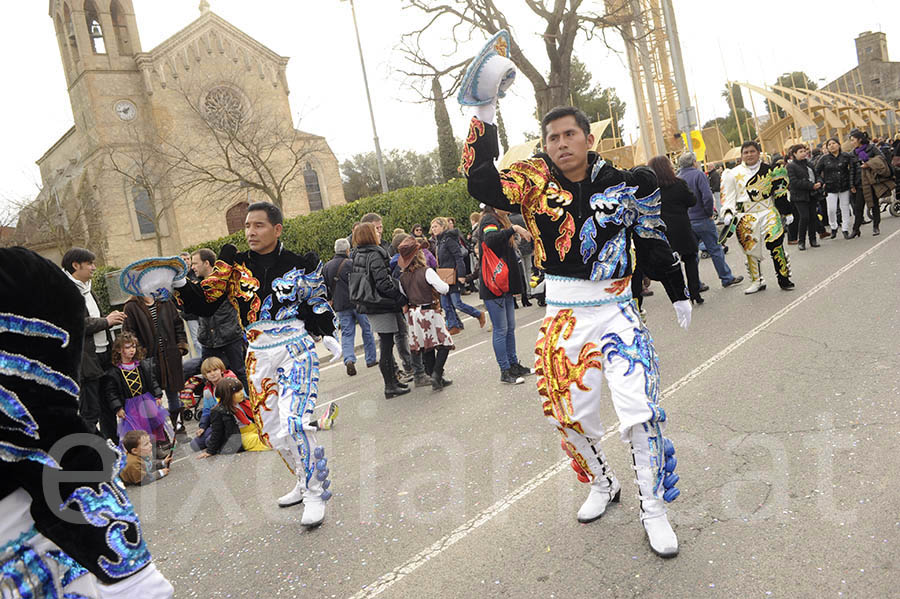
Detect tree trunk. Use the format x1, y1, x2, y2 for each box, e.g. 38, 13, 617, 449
432, 77, 458, 182
496, 108, 510, 155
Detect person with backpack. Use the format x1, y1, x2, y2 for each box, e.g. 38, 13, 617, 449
849, 129, 895, 237
324, 238, 377, 377
478, 205, 532, 385
431, 217, 486, 334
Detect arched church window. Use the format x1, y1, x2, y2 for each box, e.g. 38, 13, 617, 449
204, 86, 246, 133
225, 202, 248, 235
304, 163, 323, 211
131, 184, 156, 235
110, 0, 132, 56
85, 1, 105, 54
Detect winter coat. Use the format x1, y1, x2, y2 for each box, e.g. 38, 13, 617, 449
787, 159, 819, 203
123, 298, 187, 392
101, 361, 162, 413
859, 153, 896, 208
121, 453, 167, 486
79, 290, 113, 381
478, 212, 523, 301
350, 244, 404, 315
435, 230, 467, 291
197, 300, 242, 349
323, 253, 354, 312
659, 180, 699, 256
707, 168, 722, 192
815, 151, 857, 194
205, 403, 243, 455
678, 166, 715, 220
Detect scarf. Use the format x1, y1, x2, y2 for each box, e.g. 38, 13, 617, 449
854, 146, 870, 163
65, 270, 108, 352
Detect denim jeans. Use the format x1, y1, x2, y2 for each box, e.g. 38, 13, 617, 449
484, 295, 518, 371
337, 309, 377, 365
440, 290, 482, 329
690, 218, 735, 285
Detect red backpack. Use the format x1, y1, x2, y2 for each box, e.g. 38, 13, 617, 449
481, 242, 509, 296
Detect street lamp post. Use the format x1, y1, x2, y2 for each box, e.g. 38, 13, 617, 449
345, 0, 389, 194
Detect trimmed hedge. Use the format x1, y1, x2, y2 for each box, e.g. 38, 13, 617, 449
93, 178, 480, 314
185, 178, 480, 258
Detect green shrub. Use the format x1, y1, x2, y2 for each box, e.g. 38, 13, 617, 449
184, 178, 479, 259
92, 265, 120, 315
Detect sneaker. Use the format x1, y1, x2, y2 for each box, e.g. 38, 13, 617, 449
722, 275, 744, 288
698, 283, 709, 292
500, 369, 525, 385
317, 404, 338, 430
397, 369, 414, 383
345, 361, 357, 376
174, 422, 186, 435
873, 226, 880, 236
509, 362, 534, 377
414, 373, 432, 387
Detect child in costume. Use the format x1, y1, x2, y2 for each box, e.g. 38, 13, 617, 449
396, 236, 455, 390
102, 332, 173, 453
120, 430, 172, 486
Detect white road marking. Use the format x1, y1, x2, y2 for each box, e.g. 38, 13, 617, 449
347, 228, 900, 598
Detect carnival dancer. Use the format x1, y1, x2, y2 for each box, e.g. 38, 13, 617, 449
138, 202, 340, 528
458, 30, 690, 557
0, 247, 174, 598
719, 141, 796, 293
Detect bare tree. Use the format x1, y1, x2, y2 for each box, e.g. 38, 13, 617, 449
163, 75, 324, 211
105, 125, 181, 255
402, 0, 646, 119
10, 180, 93, 257
396, 41, 468, 181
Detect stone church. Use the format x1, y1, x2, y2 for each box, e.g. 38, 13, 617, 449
25, 0, 345, 266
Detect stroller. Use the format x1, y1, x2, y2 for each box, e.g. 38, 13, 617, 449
178, 375, 206, 422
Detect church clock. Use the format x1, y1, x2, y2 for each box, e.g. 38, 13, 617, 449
114, 100, 137, 121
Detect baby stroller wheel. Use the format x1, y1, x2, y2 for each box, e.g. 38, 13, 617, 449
182, 409, 193, 421
889, 201, 900, 218
194, 405, 203, 421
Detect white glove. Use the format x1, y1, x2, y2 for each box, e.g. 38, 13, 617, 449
784, 214, 794, 225
673, 300, 692, 330
722, 212, 733, 227
98, 564, 174, 599
173, 278, 187, 288
322, 335, 342, 363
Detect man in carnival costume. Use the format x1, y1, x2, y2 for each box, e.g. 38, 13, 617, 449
458, 31, 690, 557
719, 140, 795, 294
0, 247, 174, 597
142, 202, 339, 528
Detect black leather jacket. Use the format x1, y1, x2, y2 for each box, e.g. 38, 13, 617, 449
350, 244, 404, 314
815, 151, 857, 194
198, 301, 243, 348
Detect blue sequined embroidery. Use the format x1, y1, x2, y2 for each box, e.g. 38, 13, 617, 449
590, 229, 628, 280
61, 479, 152, 579
259, 295, 273, 320
0, 313, 70, 347
578, 217, 597, 263
0, 351, 79, 398
600, 326, 660, 403
276, 336, 320, 484
0, 441, 61, 468
0, 385, 39, 439
45, 550, 89, 588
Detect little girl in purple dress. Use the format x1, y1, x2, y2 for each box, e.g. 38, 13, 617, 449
103, 332, 173, 451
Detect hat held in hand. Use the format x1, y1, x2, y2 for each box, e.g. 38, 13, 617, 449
457, 30, 517, 107
119, 256, 188, 301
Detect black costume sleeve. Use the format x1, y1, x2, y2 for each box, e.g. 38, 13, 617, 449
462, 118, 521, 213
771, 166, 792, 215
627, 166, 688, 303
296, 251, 337, 338
174, 244, 238, 318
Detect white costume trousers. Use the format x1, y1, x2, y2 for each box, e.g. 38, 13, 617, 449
246, 319, 325, 500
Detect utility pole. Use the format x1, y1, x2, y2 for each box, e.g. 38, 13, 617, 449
660, 0, 696, 154
346, 0, 389, 194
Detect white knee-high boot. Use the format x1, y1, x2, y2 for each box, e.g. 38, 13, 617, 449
629, 421, 680, 557
561, 436, 621, 523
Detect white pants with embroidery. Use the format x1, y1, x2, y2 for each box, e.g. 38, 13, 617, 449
246, 319, 325, 500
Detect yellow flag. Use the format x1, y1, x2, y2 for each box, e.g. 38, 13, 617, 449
681, 131, 706, 162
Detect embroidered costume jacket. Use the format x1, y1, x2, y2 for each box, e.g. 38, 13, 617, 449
175, 242, 337, 338
462, 118, 687, 302
721, 161, 790, 218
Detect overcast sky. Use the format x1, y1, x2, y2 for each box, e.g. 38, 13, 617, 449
2, 0, 895, 209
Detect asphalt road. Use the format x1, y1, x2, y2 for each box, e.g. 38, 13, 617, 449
131, 215, 900, 598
